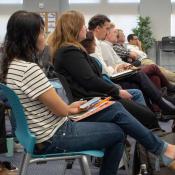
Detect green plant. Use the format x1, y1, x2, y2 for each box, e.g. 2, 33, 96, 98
132, 16, 155, 53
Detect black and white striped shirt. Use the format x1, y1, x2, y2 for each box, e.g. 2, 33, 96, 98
6, 59, 67, 143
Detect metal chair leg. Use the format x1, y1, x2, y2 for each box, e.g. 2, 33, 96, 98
123, 150, 130, 175
60, 160, 67, 175
79, 156, 91, 175
66, 159, 74, 169
60, 159, 75, 175
19, 153, 31, 175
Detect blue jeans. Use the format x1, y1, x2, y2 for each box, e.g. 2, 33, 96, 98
39, 102, 164, 175
127, 89, 146, 106
36, 120, 125, 175
102, 73, 146, 106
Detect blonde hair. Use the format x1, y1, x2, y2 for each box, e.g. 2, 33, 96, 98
117, 29, 123, 38
48, 10, 85, 60
109, 22, 115, 29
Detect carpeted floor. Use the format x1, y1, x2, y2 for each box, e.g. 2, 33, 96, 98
0, 152, 127, 175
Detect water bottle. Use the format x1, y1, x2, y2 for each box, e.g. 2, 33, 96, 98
137, 164, 149, 175
141, 164, 148, 174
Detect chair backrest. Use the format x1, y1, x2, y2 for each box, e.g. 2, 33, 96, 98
49, 78, 70, 104
43, 63, 74, 103
56, 73, 74, 103
0, 83, 36, 153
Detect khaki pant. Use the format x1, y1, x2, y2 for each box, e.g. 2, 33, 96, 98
141, 58, 175, 84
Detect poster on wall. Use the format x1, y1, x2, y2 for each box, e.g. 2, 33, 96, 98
39, 12, 57, 34
48, 12, 57, 33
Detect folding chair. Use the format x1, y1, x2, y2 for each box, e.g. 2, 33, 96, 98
0, 83, 104, 175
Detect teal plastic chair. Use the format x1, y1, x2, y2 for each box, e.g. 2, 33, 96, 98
0, 83, 104, 175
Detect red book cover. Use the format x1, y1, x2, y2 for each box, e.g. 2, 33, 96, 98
69, 101, 115, 121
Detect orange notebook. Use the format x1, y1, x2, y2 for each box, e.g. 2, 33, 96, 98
69, 100, 115, 122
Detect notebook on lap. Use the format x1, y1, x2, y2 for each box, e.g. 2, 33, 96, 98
110, 67, 140, 80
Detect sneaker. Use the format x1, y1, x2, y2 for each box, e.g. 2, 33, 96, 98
159, 113, 175, 122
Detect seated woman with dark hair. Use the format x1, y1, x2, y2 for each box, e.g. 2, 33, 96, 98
81, 31, 96, 54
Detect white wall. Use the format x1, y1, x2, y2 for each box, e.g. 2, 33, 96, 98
140, 0, 171, 40
70, 0, 138, 36
69, 2, 139, 38
171, 2, 175, 36
0, 15, 10, 43
0, 4, 22, 43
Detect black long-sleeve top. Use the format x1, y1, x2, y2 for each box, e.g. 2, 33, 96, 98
54, 45, 119, 100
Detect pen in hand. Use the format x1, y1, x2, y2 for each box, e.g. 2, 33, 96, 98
94, 97, 111, 107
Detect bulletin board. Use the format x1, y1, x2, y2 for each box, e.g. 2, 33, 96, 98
40, 12, 57, 34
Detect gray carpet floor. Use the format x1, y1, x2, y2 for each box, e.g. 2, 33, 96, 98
0, 153, 127, 175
